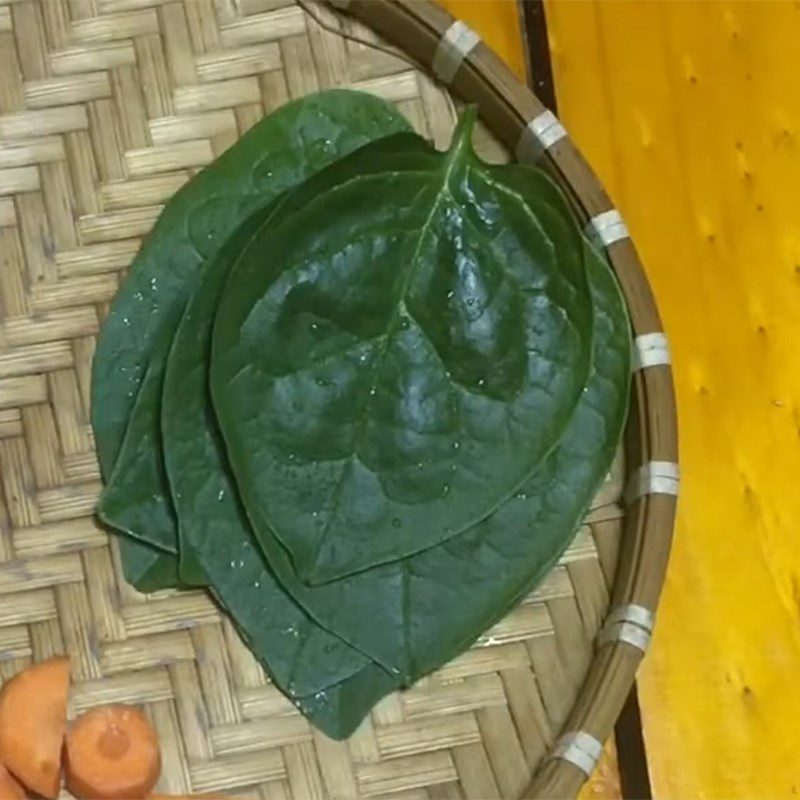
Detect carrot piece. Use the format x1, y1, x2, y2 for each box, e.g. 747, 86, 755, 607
65, 704, 161, 800
0, 656, 70, 798
0, 764, 25, 800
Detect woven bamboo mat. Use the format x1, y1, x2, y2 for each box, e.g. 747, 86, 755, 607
0, 1, 625, 797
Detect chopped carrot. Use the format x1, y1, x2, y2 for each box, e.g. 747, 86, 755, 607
0, 656, 70, 798
65, 704, 161, 800
0, 764, 25, 800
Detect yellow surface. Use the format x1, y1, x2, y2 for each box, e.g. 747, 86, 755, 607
546, 2, 800, 797
446, 1, 800, 797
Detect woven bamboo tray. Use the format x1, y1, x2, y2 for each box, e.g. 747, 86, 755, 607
0, 1, 678, 797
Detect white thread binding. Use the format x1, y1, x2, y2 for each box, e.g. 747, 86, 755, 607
633, 332, 671, 370
598, 604, 655, 652
601, 622, 651, 651
605, 603, 655, 631
587, 209, 630, 247
624, 461, 680, 505
431, 21, 481, 84
515, 110, 567, 163
551, 732, 603, 776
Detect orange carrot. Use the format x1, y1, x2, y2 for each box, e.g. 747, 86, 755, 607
65, 704, 161, 800
0, 764, 25, 800
0, 656, 70, 798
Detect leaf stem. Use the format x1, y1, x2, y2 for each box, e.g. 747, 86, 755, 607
450, 106, 478, 155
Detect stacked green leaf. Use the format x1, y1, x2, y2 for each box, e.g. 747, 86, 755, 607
92, 91, 631, 740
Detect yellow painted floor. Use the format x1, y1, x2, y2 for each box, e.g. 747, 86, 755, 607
444, 1, 800, 798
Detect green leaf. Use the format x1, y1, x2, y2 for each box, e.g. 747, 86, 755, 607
295, 662, 399, 741
230, 240, 630, 682
92, 91, 413, 576
99, 334, 177, 553
211, 110, 594, 585
162, 204, 374, 694
205, 554, 374, 698
117, 537, 180, 593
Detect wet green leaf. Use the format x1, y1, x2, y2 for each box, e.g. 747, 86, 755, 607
211, 111, 594, 584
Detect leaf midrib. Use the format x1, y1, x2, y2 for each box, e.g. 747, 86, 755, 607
306, 132, 472, 581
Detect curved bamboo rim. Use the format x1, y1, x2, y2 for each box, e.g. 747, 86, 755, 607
329, 2, 679, 797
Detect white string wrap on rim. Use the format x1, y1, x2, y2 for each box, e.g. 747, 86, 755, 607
515, 110, 568, 163
624, 461, 680, 505
587, 209, 630, 247
550, 731, 604, 776
633, 332, 671, 370
598, 603, 655, 652
431, 20, 481, 84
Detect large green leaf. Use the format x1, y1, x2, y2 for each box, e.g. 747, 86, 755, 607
290, 241, 629, 737
211, 110, 594, 585
92, 91, 412, 581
